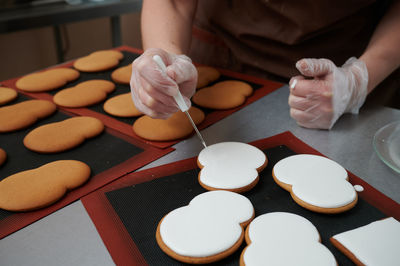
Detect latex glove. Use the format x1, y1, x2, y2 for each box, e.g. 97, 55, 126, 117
130, 48, 197, 119
288, 57, 368, 129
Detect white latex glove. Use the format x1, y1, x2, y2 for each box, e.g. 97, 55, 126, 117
289, 57, 368, 129
130, 48, 197, 119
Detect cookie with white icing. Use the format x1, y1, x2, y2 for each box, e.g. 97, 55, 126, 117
331, 217, 400, 266
240, 212, 337, 266
197, 142, 267, 193
272, 154, 357, 213
156, 190, 254, 264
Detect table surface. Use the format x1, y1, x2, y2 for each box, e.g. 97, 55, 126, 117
1, 84, 399, 265
0, 0, 142, 33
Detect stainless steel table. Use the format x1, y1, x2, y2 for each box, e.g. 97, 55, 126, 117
1, 85, 399, 265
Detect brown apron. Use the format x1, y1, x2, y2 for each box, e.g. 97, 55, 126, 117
189, 0, 388, 81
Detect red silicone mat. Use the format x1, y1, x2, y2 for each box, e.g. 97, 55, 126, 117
81, 131, 400, 265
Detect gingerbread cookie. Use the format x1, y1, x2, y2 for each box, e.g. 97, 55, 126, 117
272, 154, 358, 214
24, 116, 104, 153
53, 80, 115, 108
0, 100, 56, 133
157, 190, 254, 264
196, 66, 220, 89
132, 107, 205, 141
240, 212, 336, 266
331, 217, 400, 266
111, 64, 132, 84
192, 80, 253, 109
16, 68, 80, 92
0, 148, 6, 166
103, 93, 142, 117
197, 142, 267, 193
0, 160, 90, 211
0, 87, 18, 105
73, 50, 124, 72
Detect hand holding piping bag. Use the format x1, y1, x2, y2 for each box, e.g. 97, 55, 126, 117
130, 48, 198, 119
288, 57, 368, 129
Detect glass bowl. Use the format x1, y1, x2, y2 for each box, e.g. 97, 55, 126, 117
373, 121, 400, 174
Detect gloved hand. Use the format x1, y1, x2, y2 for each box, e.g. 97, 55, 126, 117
130, 48, 197, 119
289, 57, 368, 129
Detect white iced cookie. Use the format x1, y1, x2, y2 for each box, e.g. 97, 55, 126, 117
197, 142, 267, 193
272, 154, 357, 213
156, 190, 254, 264
331, 217, 400, 266
241, 212, 337, 266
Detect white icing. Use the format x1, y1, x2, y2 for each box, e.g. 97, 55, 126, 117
273, 154, 356, 208
159, 190, 253, 257
333, 217, 400, 266
354, 185, 364, 192
197, 142, 266, 189
243, 212, 336, 266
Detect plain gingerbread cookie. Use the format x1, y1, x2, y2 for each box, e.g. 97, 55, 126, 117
197, 142, 267, 193
24, 116, 104, 153
0, 148, 6, 166
193, 80, 253, 109
73, 50, 124, 72
103, 93, 142, 117
16, 68, 80, 92
133, 107, 205, 141
272, 154, 358, 214
157, 190, 254, 264
53, 80, 115, 108
240, 212, 336, 266
0, 87, 18, 105
0, 160, 91, 211
111, 64, 132, 84
196, 66, 220, 89
0, 100, 56, 133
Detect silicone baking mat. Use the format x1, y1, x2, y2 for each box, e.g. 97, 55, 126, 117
0, 94, 173, 239
1, 46, 283, 149
82, 131, 400, 265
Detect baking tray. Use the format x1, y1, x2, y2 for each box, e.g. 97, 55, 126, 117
0, 94, 173, 239
81, 131, 400, 265
1, 46, 283, 149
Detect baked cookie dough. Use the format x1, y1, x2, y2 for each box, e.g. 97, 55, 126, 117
73, 50, 124, 72
157, 190, 254, 264
24, 116, 104, 153
331, 217, 400, 266
111, 64, 132, 84
272, 154, 358, 214
0, 160, 91, 212
240, 212, 336, 266
193, 80, 253, 109
0, 100, 56, 133
197, 142, 267, 193
132, 106, 205, 141
16, 68, 80, 92
103, 93, 142, 117
0, 148, 6, 167
0, 87, 18, 105
53, 80, 115, 108
196, 66, 220, 89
